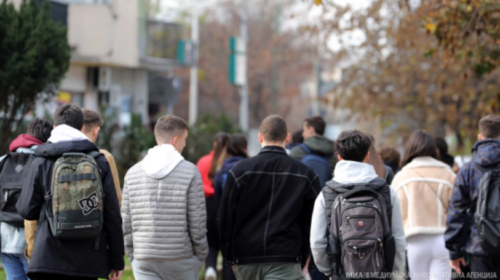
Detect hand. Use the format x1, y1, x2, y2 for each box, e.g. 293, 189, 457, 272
109, 269, 123, 280
450, 258, 466, 274
302, 256, 311, 277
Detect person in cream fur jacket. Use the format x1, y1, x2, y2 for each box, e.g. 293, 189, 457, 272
391, 130, 455, 280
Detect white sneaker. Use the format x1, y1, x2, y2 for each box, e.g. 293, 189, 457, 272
205, 267, 217, 280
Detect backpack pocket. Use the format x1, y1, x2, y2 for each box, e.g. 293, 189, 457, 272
345, 215, 376, 232
0, 183, 24, 227
1, 183, 22, 213
341, 238, 385, 275
478, 218, 500, 256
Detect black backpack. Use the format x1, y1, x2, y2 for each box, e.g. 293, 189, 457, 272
328, 186, 395, 278
474, 162, 500, 256
0, 151, 36, 227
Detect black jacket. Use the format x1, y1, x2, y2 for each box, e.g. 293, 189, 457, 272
219, 146, 321, 265
16, 140, 125, 279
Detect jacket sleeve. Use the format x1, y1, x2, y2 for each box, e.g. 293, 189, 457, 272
390, 188, 406, 274
98, 157, 125, 271
290, 145, 306, 161
310, 192, 331, 276
103, 151, 122, 208
122, 173, 133, 261
187, 170, 208, 261
445, 166, 470, 260
300, 175, 321, 266
16, 158, 44, 220
24, 220, 37, 260
219, 170, 238, 261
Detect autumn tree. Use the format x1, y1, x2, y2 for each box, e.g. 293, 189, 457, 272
306, 0, 500, 150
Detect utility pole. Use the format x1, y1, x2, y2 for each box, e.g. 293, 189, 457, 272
239, 0, 248, 131
188, 0, 199, 125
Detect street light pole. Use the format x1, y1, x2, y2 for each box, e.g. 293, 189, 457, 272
188, 0, 199, 125
239, 0, 248, 131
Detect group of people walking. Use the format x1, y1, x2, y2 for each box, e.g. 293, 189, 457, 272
0, 102, 499, 280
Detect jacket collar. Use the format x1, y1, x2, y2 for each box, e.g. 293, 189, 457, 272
402, 156, 451, 170
259, 146, 287, 155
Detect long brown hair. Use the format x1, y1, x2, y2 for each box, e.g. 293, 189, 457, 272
208, 132, 230, 181
365, 134, 386, 179
401, 130, 438, 167
216, 134, 249, 171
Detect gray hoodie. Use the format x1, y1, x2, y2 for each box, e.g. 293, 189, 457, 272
310, 160, 406, 277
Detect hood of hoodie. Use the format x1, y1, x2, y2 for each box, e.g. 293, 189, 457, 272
143, 144, 184, 179
325, 160, 385, 193
472, 139, 500, 167
221, 156, 246, 174
303, 135, 334, 156
9, 134, 43, 152
48, 124, 89, 143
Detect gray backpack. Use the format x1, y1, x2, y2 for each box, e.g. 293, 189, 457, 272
329, 186, 395, 278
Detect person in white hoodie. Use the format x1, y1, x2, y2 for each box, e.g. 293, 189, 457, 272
122, 114, 208, 280
310, 130, 406, 279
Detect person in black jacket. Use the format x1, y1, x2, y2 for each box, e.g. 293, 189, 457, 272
16, 103, 124, 280
219, 115, 321, 280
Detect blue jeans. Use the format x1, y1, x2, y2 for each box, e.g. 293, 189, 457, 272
1, 253, 30, 280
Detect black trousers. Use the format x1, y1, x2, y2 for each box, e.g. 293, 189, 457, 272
205, 196, 220, 270
469, 255, 500, 280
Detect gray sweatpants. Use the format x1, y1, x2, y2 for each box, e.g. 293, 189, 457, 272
131, 256, 203, 280
234, 263, 305, 280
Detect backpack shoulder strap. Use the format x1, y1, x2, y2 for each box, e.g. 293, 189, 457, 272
88, 151, 103, 159
300, 144, 311, 155
0, 154, 10, 170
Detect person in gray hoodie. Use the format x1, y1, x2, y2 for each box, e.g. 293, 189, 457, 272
122, 115, 208, 280
290, 116, 337, 175
310, 130, 406, 279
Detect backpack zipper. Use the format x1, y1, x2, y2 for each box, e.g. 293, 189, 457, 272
341, 236, 378, 246
341, 204, 382, 224
347, 244, 374, 250
348, 245, 374, 260
345, 197, 376, 204
345, 215, 375, 225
